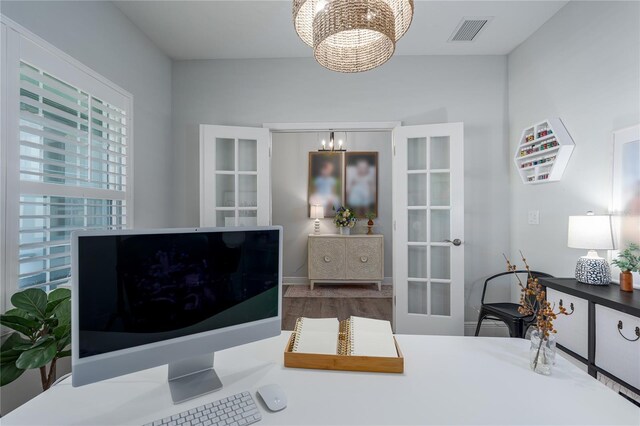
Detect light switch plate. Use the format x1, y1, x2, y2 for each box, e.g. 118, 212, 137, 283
528, 210, 540, 225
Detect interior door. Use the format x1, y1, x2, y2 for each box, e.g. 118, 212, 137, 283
393, 123, 464, 335
200, 125, 270, 227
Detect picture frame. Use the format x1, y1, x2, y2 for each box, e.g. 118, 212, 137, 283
344, 152, 379, 218
611, 124, 640, 287
308, 152, 344, 217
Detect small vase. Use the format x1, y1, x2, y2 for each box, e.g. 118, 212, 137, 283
367, 219, 374, 235
620, 271, 634, 292
339, 227, 350, 235
529, 329, 556, 375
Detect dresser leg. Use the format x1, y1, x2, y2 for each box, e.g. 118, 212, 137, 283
378, 282, 382, 291
310, 281, 314, 291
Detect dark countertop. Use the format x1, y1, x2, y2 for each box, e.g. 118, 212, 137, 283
539, 278, 640, 317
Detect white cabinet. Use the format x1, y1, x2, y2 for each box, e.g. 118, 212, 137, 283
546, 288, 588, 359
308, 235, 383, 290
596, 305, 640, 390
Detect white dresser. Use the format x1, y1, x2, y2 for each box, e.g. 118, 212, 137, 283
541, 278, 640, 399
308, 234, 384, 290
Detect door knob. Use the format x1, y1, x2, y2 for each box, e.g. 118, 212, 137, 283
444, 239, 462, 246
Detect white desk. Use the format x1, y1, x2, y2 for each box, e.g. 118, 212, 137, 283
3, 333, 639, 425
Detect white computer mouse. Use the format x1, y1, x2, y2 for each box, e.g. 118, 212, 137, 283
256, 384, 287, 412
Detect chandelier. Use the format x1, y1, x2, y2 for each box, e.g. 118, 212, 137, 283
293, 0, 414, 73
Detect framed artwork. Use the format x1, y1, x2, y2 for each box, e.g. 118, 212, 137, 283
308, 152, 343, 216
345, 152, 378, 218
611, 124, 640, 287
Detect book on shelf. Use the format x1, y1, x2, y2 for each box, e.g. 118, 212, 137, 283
291, 316, 398, 358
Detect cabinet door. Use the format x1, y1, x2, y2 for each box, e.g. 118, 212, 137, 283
308, 237, 346, 280
546, 288, 588, 359
596, 305, 640, 390
200, 125, 270, 227
346, 237, 383, 280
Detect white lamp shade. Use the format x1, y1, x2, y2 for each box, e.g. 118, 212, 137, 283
567, 215, 615, 250
310, 205, 324, 219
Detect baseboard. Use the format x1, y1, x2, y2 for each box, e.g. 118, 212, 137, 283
283, 277, 393, 285
464, 320, 509, 337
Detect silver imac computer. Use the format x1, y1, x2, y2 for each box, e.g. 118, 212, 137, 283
71, 226, 282, 403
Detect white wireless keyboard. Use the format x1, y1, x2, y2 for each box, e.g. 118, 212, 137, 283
143, 391, 262, 426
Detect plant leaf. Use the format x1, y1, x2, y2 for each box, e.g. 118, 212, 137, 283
48, 288, 71, 302
45, 298, 68, 317
0, 362, 25, 386
0, 332, 32, 352
15, 338, 57, 369
57, 350, 71, 358
53, 324, 70, 340
4, 308, 37, 322
0, 315, 39, 337
11, 288, 47, 320
1, 348, 25, 363
53, 299, 71, 325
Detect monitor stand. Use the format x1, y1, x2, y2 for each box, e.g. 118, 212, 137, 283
168, 354, 223, 404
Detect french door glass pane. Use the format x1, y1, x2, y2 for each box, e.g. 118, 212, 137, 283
238, 139, 257, 172
430, 136, 450, 169
431, 209, 450, 242
408, 282, 428, 314
408, 245, 428, 278
239, 210, 258, 226
238, 175, 257, 207
216, 175, 235, 207
216, 138, 234, 171
431, 246, 450, 279
431, 282, 451, 316
408, 174, 427, 206
408, 209, 427, 242
216, 210, 235, 227
430, 173, 450, 206
408, 137, 427, 170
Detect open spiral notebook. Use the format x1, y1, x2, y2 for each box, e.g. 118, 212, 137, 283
291, 316, 398, 357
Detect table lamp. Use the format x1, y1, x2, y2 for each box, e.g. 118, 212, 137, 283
568, 212, 615, 285
310, 205, 324, 235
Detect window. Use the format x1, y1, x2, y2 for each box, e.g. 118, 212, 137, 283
1, 18, 132, 302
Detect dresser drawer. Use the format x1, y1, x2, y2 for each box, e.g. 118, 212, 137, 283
546, 288, 588, 359
596, 305, 640, 390
345, 237, 383, 280
308, 237, 346, 280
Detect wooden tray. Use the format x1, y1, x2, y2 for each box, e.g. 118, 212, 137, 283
283, 333, 404, 374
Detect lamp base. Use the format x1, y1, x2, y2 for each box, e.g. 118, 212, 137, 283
575, 257, 611, 285
314, 219, 321, 235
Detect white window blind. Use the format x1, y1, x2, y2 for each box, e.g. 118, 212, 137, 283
17, 61, 128, 289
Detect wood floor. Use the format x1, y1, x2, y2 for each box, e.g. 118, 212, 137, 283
281, 285, 392, 330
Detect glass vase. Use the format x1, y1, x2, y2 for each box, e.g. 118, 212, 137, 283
529, 329, 556, 375
339, 227, 350, 235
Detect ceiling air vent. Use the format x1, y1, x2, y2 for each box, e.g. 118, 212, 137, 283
448, 17, 493, 42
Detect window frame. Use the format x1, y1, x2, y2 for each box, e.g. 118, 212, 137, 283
0, 15, 134, 313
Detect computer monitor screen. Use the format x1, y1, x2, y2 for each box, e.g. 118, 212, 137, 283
72, 226, 282, 394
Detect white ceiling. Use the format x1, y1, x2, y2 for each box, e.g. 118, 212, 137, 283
113, 0, 568, 60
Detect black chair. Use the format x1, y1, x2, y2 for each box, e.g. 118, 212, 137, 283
474, 270, 553, 338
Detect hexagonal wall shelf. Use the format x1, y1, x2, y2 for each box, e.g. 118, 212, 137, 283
514, 117, 575, 184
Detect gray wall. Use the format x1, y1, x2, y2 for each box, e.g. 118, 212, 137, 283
1, 0, 173, 415
272, 131, 393, 281
172, 55, 511, 323
507, 1, 640, 283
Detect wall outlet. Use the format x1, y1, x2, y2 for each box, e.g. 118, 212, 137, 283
528, 210, 540, 225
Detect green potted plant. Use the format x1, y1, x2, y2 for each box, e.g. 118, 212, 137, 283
611, 243, 640, 292
0, 287, 71, 390
366, 212, 376, 235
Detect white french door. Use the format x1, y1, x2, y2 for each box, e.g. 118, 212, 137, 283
200, 125, 270, 227
393, 123, 464, 335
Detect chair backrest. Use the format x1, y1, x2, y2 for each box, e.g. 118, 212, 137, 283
480, 270, 553, 305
